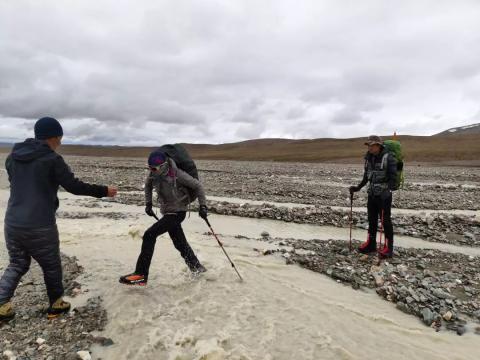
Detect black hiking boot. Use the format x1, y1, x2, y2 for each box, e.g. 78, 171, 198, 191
119, 273, 147, 286
190, 264, 207, 275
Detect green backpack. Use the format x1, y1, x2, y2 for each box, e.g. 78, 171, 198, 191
383, 139, 405, 190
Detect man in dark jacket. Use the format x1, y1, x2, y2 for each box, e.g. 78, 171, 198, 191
0, 117, 117, 321
350, 135, 397, 259
119, 149, 208, 286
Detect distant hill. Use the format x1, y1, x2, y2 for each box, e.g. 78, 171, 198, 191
1, 133, 479, 164
0, 142, 12, 148
435, 123, 480, 136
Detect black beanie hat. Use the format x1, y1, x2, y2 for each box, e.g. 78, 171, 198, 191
34, 117, 64, 140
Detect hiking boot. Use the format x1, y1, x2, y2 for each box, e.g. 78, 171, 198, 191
0, 302, 15, 322
358, 236, 376, 254
47, 298, 71, 319
191, 264, 207, 275
378, 244, 393, 259
119, 273, 147, 286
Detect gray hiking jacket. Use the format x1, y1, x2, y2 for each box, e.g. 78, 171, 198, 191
144, 158, 207, 214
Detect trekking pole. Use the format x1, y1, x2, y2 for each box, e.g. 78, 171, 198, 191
349, 193, 353, 252
204, 218, 243, 282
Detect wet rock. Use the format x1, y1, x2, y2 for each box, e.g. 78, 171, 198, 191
456, 325, 467, 336
396, 302, 410, 314
372, 273, 384, 287
421, 308, 435, 326
261, 231, 270, 238
432, 288, 455, 300
92, 336, 115, 347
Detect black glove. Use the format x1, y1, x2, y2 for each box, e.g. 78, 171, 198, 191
199, 205, 208, 220
349, 186, 360, 194
145, 202, 155, 217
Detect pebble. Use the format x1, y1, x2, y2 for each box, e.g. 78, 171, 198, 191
373, 273, 385, 287
442, 311, 453, 321
77, 351, 92, 360
2, 350, 15, 359
457, 325, 467, 336
72, 288, 82, 296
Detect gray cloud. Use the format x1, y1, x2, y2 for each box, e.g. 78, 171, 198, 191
1, 0, 480, 145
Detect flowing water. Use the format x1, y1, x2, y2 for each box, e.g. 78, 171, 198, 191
0, 191, 479, 359
209, 196, 480, 219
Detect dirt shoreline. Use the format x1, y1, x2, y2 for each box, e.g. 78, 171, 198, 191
0, 254, 112, 359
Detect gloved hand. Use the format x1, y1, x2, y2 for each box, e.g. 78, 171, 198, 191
145, 202, 155, 217
199, 205, 208, 220
349, 185, 360, 194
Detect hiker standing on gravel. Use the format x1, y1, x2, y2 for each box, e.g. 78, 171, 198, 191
119, 148, 208, 286
0, 117, 117, 321
349, 135, 397, 259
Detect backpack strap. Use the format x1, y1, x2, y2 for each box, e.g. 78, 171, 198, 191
380, 153, 389, 170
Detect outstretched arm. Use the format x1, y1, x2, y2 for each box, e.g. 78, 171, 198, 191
53, 156, 113, 197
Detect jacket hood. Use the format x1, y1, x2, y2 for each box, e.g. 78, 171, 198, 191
11, 138, 54, 162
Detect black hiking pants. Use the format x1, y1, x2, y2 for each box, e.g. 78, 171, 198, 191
366, 193, 394, 250
135, 212, 201, 278
0, 224, 63, 306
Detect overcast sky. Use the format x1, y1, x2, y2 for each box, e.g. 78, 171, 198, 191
1, 1, 480, 145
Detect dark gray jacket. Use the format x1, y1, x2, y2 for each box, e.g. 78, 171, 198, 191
145, 158, 207, 214
4, 139, 108, 228
357, 148, 397, 196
